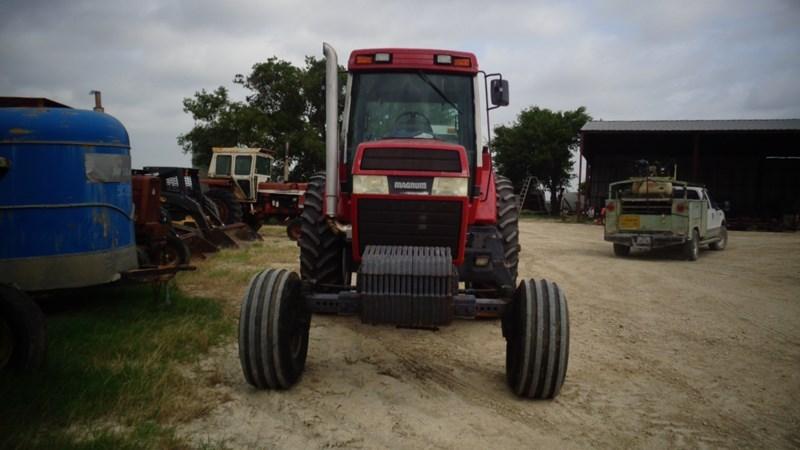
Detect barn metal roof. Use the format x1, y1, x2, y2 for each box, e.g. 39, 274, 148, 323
582, 119, 800, 132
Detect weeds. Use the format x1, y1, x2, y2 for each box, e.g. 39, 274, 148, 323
0, 225, 295, 448
0, 284, 234, 449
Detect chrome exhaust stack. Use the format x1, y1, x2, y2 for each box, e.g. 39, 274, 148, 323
323, 42, 339, 217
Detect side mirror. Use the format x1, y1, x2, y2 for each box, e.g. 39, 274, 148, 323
490, 79, 509, 107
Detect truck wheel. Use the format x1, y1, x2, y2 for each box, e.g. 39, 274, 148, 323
286, 217, 302, 241
503, 279, 569, 399
239, 269, 310, 389
206, 189, 243, 225
0, 285, 46, 372
299, 173, 344, 290
710, 225, 727, 250
496, 175, 519, 284
683, 229, 700, 261
613, 244, 630, 257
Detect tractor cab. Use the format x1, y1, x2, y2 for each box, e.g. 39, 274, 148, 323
208, 147, 273, 202
342, 49, 508, 193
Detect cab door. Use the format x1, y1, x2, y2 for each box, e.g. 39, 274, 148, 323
705, 190, 723, 235
233, 154, 257, 201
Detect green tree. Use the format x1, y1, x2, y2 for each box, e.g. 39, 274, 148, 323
493, 106, 590, 215
178, 56, 343, 180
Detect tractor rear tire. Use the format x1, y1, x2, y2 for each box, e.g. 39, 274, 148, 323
495, 175, 520, 284
0, 285, 46, 372
286, 217, 302, 241
299, 173, 344, 290
710, 225, 727, 250
613, 244, 630, 257
206, 189, 243, 225
503, 279, 569, 399
238, 269, 310, 389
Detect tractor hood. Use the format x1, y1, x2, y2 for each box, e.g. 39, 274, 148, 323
352, 139, 469, 177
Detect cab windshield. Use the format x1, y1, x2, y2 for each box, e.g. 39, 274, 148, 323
346, 72, 475, 165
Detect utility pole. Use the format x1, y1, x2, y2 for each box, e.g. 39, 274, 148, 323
283, 141, 290, 181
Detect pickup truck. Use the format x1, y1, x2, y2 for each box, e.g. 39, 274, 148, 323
604, 177, 728, 260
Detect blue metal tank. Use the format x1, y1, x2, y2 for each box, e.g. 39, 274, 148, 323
0, 105, 138, 291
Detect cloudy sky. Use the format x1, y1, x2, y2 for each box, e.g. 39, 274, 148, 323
2, 0, 799, 168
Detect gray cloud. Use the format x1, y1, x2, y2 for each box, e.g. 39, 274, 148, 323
2, 0, 798, 168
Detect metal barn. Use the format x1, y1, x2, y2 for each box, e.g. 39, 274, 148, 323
579, 120, 800, 228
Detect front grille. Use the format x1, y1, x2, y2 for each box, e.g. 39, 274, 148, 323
360, 148, 461, 172
357, 198, 462, 258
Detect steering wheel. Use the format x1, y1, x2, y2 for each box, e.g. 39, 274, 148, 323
391, 111, 433, 137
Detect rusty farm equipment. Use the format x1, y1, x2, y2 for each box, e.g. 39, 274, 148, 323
0, 99, 193, 372
136, 166, 261, 258
202, 147, 307, 240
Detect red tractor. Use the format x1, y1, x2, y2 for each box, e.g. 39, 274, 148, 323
238, 44, 570, 399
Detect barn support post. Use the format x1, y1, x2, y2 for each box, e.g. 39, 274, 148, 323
692, 133, 700, 182
586, 161, 591, 209
577, 134, 584, 219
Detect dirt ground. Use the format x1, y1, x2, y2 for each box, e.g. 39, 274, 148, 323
177, 221, 800, 449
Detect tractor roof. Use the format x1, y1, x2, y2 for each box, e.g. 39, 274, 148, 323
348, 48, 478, 74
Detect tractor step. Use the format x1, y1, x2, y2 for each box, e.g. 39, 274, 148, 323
357, 245, 456, 327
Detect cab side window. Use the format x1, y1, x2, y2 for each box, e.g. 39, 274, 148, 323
234, 155, 252, 176
215, 155, 232, 176
255, 156, 271, 176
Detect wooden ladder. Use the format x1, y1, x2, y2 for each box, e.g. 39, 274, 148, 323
517, 176, 535, 210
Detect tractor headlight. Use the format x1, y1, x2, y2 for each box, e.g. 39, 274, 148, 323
431, 177, 468, 196
353, 175, 389, 194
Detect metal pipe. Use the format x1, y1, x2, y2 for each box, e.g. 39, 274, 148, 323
323, 42, 339, 217
90, 90, 104, 112
284, 141, 290, 181
577, 134, 583, 217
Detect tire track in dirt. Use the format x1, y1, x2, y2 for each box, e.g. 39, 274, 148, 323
177, 221, 800, 449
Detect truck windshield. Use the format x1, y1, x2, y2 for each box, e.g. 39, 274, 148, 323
346, 72, 475, 165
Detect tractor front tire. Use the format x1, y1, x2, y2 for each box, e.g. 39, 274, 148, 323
503, 279, 569, 399
299, 174, 344, 290
206, 189, 243, 225
0, 285, 46, 372
239, 269, 310, 389
613, 244, 630, 257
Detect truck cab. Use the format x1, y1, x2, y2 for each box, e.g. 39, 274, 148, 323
604, 177, 728, 260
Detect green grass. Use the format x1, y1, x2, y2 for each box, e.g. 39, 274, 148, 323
0, 284, 235, 449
